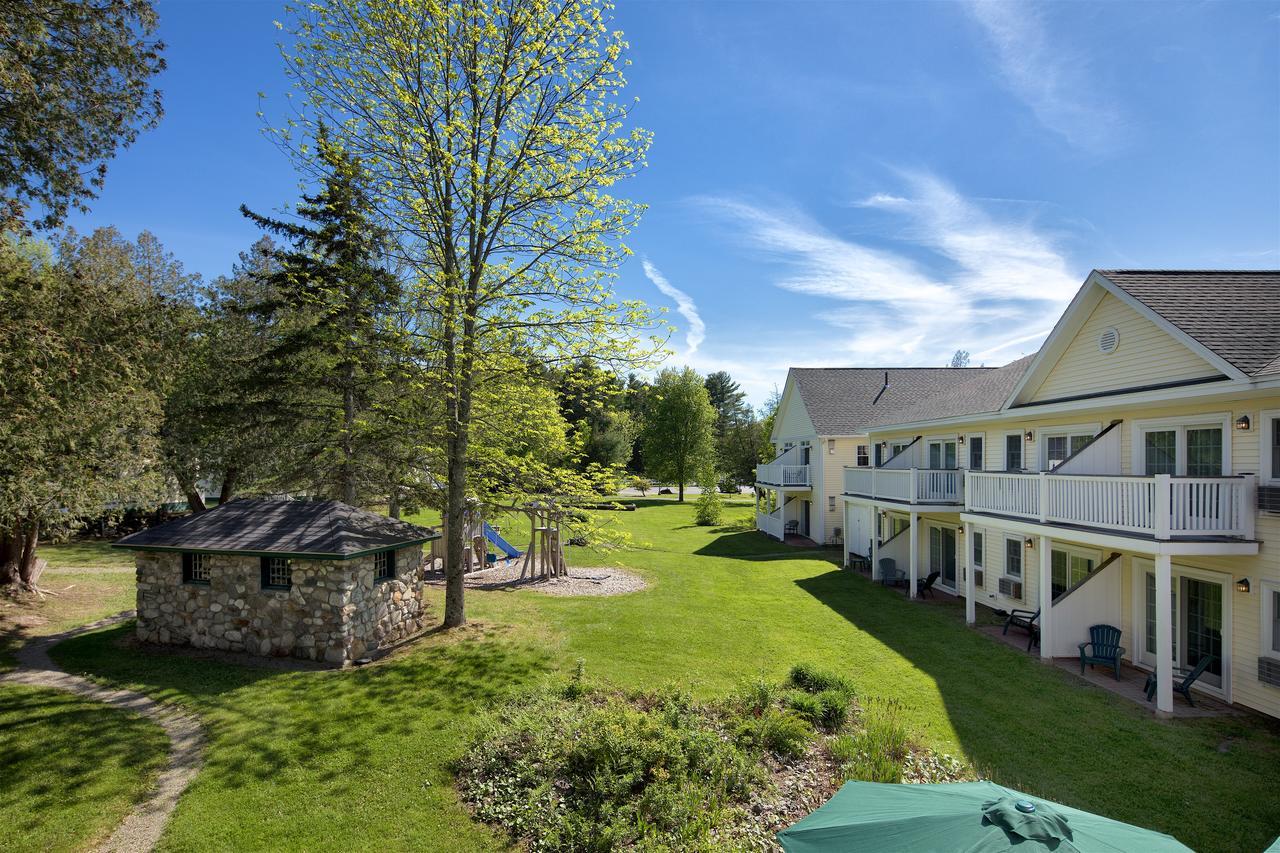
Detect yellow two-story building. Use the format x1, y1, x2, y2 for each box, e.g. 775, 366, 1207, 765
841, 270, 1280, 718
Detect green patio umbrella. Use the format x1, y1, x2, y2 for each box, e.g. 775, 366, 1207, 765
777, 781, 1194, 853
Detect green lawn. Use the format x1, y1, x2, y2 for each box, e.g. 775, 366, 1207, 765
40, 538, 135, 569
0, 683, 169, 852
45, 500, 1280, 852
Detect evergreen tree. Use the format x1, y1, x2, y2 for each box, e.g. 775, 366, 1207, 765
239, 135, 406, 505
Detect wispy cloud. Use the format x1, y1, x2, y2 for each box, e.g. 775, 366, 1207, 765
642, 258, 706, 356
695, 171, 1080, 367
964, 0, 1124, 153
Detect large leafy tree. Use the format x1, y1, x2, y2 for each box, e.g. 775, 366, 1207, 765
704, 370, 760, 486
274, 0, 662, 627
0, 0, 165, 229
554, 358, 637, 471
0, 228, 166, 588
240, 136, 407, 505
640, 367, 716, 502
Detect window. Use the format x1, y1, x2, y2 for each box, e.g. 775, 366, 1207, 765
260, 556, 292, 590
1186, 428, 1223, 477
889, 441, 912, 461
1271, 589, 1280, 655
1050, 547, 1095, 599
1135, 416, 1230, 476
828, 439, 836, 455
927, 440, 957, 470
181, 552, 210, 585
374, 549, 396, 582
856, 445, 870, 467
1265, 413, 1280, 483
972, 531, 984, 567
1003, 537, 1023, 578
1044, 432, 1092, 469
890, 515, 909, 538
968, 436, 984, 471
1004, 434, 1023, 471
827, 495, 836, 512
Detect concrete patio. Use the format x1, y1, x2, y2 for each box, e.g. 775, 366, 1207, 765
978, 624, 1240, 718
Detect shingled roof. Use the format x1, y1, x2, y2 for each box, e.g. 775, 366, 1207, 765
1099, 270, 1280, 377
788, 367, 995, 435
860, 355, 1037, 430
114, 498, 439, 559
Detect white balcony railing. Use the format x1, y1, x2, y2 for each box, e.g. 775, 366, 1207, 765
756, 509, 785, 540
965, 471, 1256, 540
842, 467, 964, 505
757, 462, 811, 488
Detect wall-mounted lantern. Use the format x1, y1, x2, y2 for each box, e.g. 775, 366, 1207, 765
1236, 577, 1251, 594
1235, 415, 1252, 431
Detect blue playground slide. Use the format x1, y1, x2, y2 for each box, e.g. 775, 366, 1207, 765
483, 522, 522, 559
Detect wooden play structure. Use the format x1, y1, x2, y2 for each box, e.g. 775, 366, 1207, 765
518, 500, 569, 580
442, 499, 523, 573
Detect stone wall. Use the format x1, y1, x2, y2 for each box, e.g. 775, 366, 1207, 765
134, 544, 427, 664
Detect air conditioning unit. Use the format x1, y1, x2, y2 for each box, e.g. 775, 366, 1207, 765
998, 577, 1022, 600
1259, 657, 1280, 688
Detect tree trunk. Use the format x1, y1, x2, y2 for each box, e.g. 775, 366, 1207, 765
341, 364, 357, 504
388, 486, 400, 519
443, 404, 469, 627
184, 485, 207, 513
0, 517, 41, 590
218, 468, 238, 506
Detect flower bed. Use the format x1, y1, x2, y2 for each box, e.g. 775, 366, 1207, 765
456, 664, 971, 851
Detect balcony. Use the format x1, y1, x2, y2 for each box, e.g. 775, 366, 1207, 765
965, 471, 1257, 541
757, 462, 811, 489
842, 466, 964, 505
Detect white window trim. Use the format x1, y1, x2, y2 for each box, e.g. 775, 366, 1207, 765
1037, 422, 1101, 470
1261, 579, 1280, 661
1002, 534, 1025, 580
924, 434, 960, 470
965, 432, 986, 471
1048, 543, 1102, 595
971, 529, 985, 568
1261, 409, 1280, 486
1002, 431, 1026, 473
1130, 412, 1232, 476
856, 444, 871, 467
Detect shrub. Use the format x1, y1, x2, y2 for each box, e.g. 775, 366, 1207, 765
458, 688, 766, 852
814, 689, 850, 731
730, 677, 779, 717
737, 709, 811, 759
831, 697, 910, 783
789, 663, 854, 696
693, 488, 724, 526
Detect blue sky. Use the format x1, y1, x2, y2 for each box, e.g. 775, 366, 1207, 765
65, 0, 1280, 404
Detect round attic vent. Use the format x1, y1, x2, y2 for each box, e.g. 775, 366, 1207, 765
1098, 327, 1120, 354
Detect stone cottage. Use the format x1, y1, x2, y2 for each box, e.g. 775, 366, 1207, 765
114, 498, 440, 665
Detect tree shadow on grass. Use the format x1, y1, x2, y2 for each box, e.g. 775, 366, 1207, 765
694, 530, 841, 563
50, 621, 552, 790
792, 568, 1280, 853
0, 684, 169, 847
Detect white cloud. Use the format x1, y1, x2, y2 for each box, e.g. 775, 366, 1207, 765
696, 172, 1080, 368
642, 258, 706, 356
964, 0, 1123, 153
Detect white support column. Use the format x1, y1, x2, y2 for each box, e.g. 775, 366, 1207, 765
1155, 554, 1174, 715
908, 511, 919, 598
869, 505, 879, 580
964, 521, 976, 625
1038, 535, 1052, 660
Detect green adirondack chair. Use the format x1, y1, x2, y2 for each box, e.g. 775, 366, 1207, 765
1002, 608, 1039, 651
1078, 624, 1125, 680
1145, 655, 1217, 707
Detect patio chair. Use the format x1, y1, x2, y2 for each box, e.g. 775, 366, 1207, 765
1078, 624, 1125, 680
1144, 655, 1217, 707
917, 571, 941, 599
784, 520, 799, 535
878, 558, 906, 588
1002, 608, 1040, 651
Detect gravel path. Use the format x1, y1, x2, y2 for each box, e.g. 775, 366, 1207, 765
425, 560, 647, 596
0, 612, 204, 852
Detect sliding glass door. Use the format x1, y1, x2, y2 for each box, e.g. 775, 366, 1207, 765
929, 526, 957, 590
1141, 566, 1224, 689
